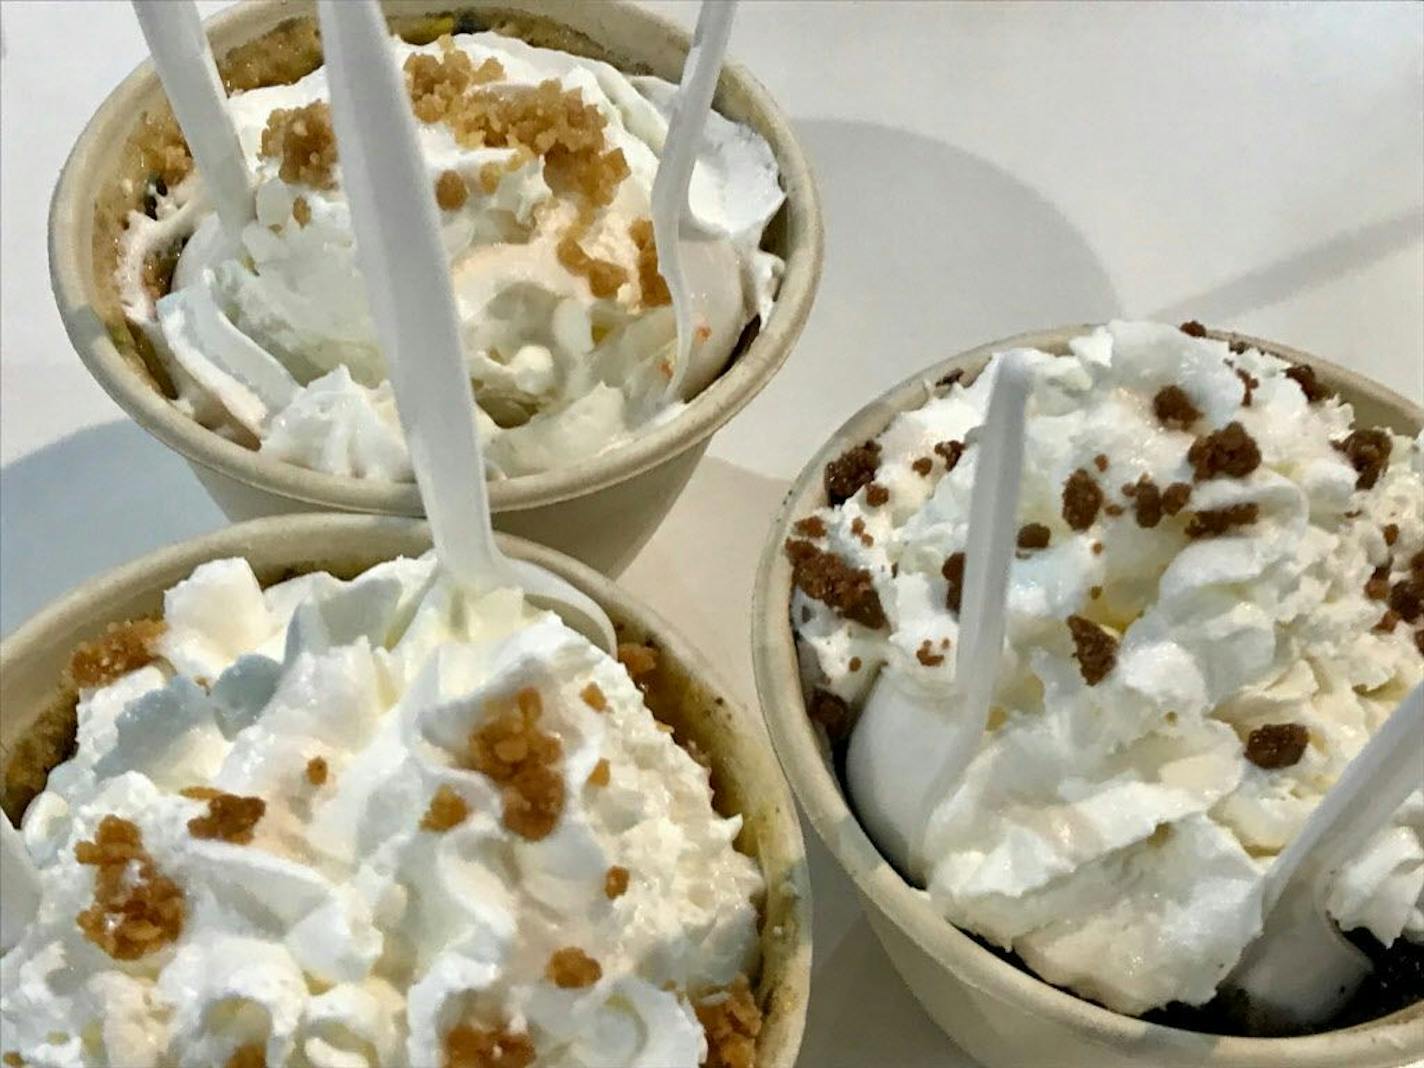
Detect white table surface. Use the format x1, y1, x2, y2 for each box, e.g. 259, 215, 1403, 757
2, 2, 1421, 1065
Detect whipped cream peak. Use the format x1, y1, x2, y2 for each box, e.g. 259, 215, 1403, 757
2, 555, 762, 1066
790, 322, 1424, 1015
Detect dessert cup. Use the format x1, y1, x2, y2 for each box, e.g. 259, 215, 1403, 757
1, 513, 812, 1067
751, 325, 1424, 1068
49, 0, 823, 576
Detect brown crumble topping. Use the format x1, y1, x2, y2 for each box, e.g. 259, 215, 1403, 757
469, 687, 564, 840
785, 540, 887, 629
942, 552, 966, 614
1017, 523, 1051, 550
1375, 609, 1401, 633
824, 440, 882, 506
259, 102, 337, 189
934, 440, 965, 471
1334, 429, 1392, 490
1121, 481, 1139, 497
1185, 503, 1260, 539
291, 195, 311, 227
546, 947, 602, 988
576, 682, 607, 712
1133, 477, 1163, 528
850, 517, 874, 548
616, 643, 659, 683
556, 217, 628, 298
865, 483, 891, 508
435, 169, 469, 210
807, 688, 853, 742
604, 865, 630, 899
443, 1022, 535, 1068
1093, 453, 1109, 472
75, 816, 185, 960
793, 515, 826, 538
1091, 541, 1104, 555
1285, 363, 1334, 404
1162, 482, 1193, 515
421, 785, 471, 832
1383, 523, 1400, 546
186, 791, 266, 844
629, 217, 671, 306
1245, 723, 1310, 769
67, 619, 165, 689
305, 756, 328, 786
1236, 368, 1259, 407
916, 640, 946, 667
587, 758, 611, 787
1062, 469, 1104, 531
1389, 572, 1424, 624
1067, 615, 1118, 686
1188, 422, 1261, 482
848, 656, 862, 672
696, 976, 762, 1068
225, 1046, 265, 1068
1153, 385, 1202, 430
1179, 320, 1208, 338
405, 48, 505, 122
912, 456, 934, 477
1365, 567, 1392, 601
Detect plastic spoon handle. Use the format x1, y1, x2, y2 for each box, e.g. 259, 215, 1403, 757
317, 0, 507, 594
1, 813, 40, 953
132, 0, 252, 241
922, 353, 1033, 818
652, 0, 737, 402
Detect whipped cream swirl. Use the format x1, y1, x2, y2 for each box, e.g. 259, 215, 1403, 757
1, 555, 761, 1066
790, 322, 1424, 1014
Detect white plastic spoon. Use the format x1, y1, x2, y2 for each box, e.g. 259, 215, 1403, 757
317, 0, 614, 652
651, 0, 745, 404
132, 0, 252, 243
847, 352, 1034, 882
1227, 681, 1424, 1031
1, 813, 40, 953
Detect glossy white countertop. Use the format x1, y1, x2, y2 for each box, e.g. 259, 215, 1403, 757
2, 3, 1421, 1064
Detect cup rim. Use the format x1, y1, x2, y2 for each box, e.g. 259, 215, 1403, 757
1, 512, 813, 1067
750, 323, 1424, 1066
48, 0, 824, 516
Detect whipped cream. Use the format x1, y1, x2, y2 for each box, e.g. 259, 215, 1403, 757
1, 555, 761, 1066
788, 322, 1424, 1015
118, 30, 785, 479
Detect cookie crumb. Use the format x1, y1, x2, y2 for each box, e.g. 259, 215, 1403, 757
616, 643, 659, 683
933, 440, 965, 471
1188, 422, 1261, 482
1186, 503, 1260, 539
824, 441, 882, 505
850, 516, 874, 547
305, 756, 328, 786
580, 683, 608, 712
696, 976, 762, 1068
1153, 386, 1202, 430
1017, 523, 1051, 550
848, 656, 862, 672
259, 101, 337, 189
421, 785, 470, 832
1333, 428, 1392, 490
67, 619, 165, 690
1375, 609, 1401, 633
1162, 482, 1193, 515
864, 483, 891, 507
785, 540, 887, 629
604, 865, 629, 899
1062, 469, 1104, 531
1245, 723, 1309, 769
1389, 573, 1423, 623
942, 552, 966, 613
186, 791, 265, 844
792, 516, 826, 538
629, 217, 671, 306
1236, 368, 1259, 407
1093, 453, 1109, 472
912, 456, 933, 477
587, 758, 611, 787
547, 946, 602, 988
469, 687, 565, 840
1383, 523, 1400, 546
75, 816, 185, 960
435, 168, 469, 210
1179, 320, 1208, 338
291, 195, 311, 227
1365, 567, 1391, 601
1133, 477, 1163, 528
916, 640, 945, 667
1067, 615, 1117, 686
1285, 363, 1334, 404
1104, 503, 1124, 517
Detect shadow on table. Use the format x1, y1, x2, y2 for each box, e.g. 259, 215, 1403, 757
0, 420, 224, 635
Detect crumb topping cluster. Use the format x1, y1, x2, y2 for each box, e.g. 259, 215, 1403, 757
304, 756, 328, 786
1244, 722, 1310, 769
259, 101, 338, 189
823, 440, 882, 506
421, 784, 472, 831
1066, 614, 1118, 686
182, 787, 267, 844
545, 946, 603, 988
695, 977, 763, 1068
785, 538, 886, 629
67, 619, 165, 690
468, 686, 565, 840
74, 815, 185, 960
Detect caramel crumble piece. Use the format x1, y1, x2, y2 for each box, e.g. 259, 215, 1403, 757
557, 226, 628, 299
807, 688, 853, 741
1389, 573, 1424, 624
443, 1023, 535, 1068
75, 816, 184, 960
259, 102, 337, 189
587, 758, 611, 787
1285, 363, 1334, 404
934, 440, 965, 471
1334, 428, 1392, 490
404, 50, 505, 124
1133, 477, 1163, 528
616, 643, 659, 682
604, 865, 630, 899
291, 195, 311, 228
547, 946, 602, 988
68, 619, 165, 689
435, 169, 469, 210
225, 1045, 265, 1068
1062, 469, 1104, 531
850, 516, 874, 547
1188, 421, 1261, 482
785, 539, 887, 629
824, 440, 882, 506
629, 218, 671, 306
1067, 615, 1117, 686
1153, 386, 1202, 430
1376, 609, 1401, 633
1383, 523, 1400, 546
187, 792, 265, 844
470, 687, 565, 841
792, 515, 826, 538
1179, 320, 1208, 338
910, 456, 933, 477
864, 483, 891, 508
1185, 503, 1260, 539
696, 976, 762, 1068
1093, 453, 1109, 472
580, 683, 608, 712
916, 640, 946, 667
1245, 723, 1309, 769
422, 785, 471, 832
1162, 482, 1192, 516
305, 757, 328, 786
1365, 567, 1391, 601
942, 551, 966, 614
848, 656, 862, 672
1236, 368, 1259, 407
1017, 523, 1051, 550
1091, 541, 1104, 555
